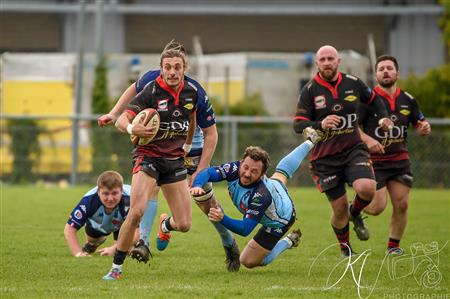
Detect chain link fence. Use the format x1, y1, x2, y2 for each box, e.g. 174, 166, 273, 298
1, 115, 449, 188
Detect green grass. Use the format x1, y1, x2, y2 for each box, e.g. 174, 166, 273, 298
1, 184, 449, 298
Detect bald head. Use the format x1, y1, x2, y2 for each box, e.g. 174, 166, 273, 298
316, 45, 338, 58
315, 45, 340, 81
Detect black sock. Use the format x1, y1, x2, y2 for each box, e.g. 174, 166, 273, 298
388, 238, 400, 249
350, 194, 370, 216
163, 217, 174, 232
113, 250, 128, 265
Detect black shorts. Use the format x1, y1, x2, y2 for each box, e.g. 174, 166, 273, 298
373, 159, 413, 190
133, 156, 187, 186
85, 222, 119, 240
310, 143, 375, 201
253, 213, 296, 251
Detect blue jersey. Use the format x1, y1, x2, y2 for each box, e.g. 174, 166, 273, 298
198, 161, 295, 229
136, 70, 215, 150
67, 185, 131, 235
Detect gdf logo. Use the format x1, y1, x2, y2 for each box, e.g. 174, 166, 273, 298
375, 125, 407, 139
334, 113, 358, 130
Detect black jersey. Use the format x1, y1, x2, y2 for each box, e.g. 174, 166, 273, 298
358, 86, 425, 162
126, 76, 197, 158
294, 72, 388, 161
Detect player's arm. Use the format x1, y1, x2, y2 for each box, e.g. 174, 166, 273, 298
98, 83, 137, 127
63, 224, 88, 257
190, 166, 224, 195
360, 82, 392, 130
293, 87, 323, 133
410, 99, 431, 135
183, 112, 197, 154
208, 208, 259, 237
358, 127, 385, 154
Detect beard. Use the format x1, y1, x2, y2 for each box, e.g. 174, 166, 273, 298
319, 67, 338, 81
378, 77, 397, 88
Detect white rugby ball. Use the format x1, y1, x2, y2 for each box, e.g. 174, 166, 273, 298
130, 108, 160, 145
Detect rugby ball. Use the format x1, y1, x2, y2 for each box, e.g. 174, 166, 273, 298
130, 108, 160, 145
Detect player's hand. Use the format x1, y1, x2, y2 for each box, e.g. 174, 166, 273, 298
365, 137, 385, 154
190, 186, 205, 196
98, 113, 116, 127
75, 251, 91, 258
132, 123, 158, 138
321, 115, 341, 129
378, 117, 394, 131
416, 120, 431, 135
97, 246, 116, 256
208, 206, 224, 222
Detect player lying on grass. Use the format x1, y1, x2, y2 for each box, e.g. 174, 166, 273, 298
190, 128, 320, 268
64, 170, 139, 257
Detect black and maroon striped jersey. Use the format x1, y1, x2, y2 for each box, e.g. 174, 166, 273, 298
294, 72, 388, 161
358, 86, 425, 162
126, 75, 197, 158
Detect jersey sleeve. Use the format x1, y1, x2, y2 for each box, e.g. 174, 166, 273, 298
185, 76, 216, 128
66, 196, 91, 230
357, 103, 373, 125
358, 79, 389, 119
126, 82, 154, 116
135, 70, 160, 93
410, 97, 426, 126
293, 84, 322, 133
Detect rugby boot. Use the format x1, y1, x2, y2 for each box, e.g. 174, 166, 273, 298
341, 244, 357, 258
130, 239, 152, 263
224, 240, 241, 272
102, 267, 122, 281
156, 213, 171, 251
286, 228, 302, 248
349, 205, 370, 241
387, 247, 404, 255
302, 127, 323, 144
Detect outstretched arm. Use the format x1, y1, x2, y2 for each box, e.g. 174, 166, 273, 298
98, 83, 137, 127
208, 206, 258, 236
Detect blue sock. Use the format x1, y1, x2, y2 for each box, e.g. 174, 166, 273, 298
275, 141, 313, 179
140, 199, 158, 246
211, 221, 235, 247
261, 239, 290, 266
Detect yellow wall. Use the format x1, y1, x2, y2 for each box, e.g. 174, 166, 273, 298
1, 81, 92, 175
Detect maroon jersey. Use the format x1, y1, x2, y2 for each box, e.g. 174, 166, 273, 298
126, 76, 197, 158
294, 72, 388, 161
358, 86, 425, 162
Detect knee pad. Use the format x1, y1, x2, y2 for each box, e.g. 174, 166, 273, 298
192, 182, 214, 202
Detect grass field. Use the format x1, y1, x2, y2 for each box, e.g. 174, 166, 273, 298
1, 184, 449, 299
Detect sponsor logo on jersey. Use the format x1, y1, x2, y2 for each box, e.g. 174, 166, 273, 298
112, 219, 121, 225
345, 90, 354, 94
185, 98, 192, 102
400, 109, 411, 116
344, 95, 357, 102
332, 104, 343, 112
183, 103, 194, 110
323, 175, 337, 183
314, 95, 326, 109
354, 162, 371, 167
157, 99, 169, 111
74, 209, 82, 220
80, 205, 86, 213
232, 164, 238, 173
223, 163, 230, 173
172, 109, 182, 117
390, 114, 398, 122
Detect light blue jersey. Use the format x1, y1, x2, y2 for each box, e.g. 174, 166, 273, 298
67, 185, 131, 235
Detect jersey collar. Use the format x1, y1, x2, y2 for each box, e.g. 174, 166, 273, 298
314, 72, 342, 99
156, 75, 185, 106
374, 85, 401, 111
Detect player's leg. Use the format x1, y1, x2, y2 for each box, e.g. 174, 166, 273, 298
346, 145, 376, 241
130, 187, 159, 263
240, 226, 300, 268
83, 224, 107, 253
104, 170, 157, 280
194, 183, 240, 272
386, 179, 411, 254
364, 187, 388, 216
328, 192, 355, 256
272, 138, 314, 185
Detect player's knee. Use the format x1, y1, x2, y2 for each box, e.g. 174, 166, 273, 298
176, 220, 191, 232
128, 208, 145, 225
356, 184, 376, 200
394, 199, 408, 214
365, 206, 384, 216
239, 256, 258, 268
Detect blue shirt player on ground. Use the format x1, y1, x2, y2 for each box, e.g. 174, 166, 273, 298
190, 128, 321, 268
98, 41, 240, 272
64, 170, 138, 257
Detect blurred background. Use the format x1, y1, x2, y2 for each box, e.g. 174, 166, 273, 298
1, 0, 449, 187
